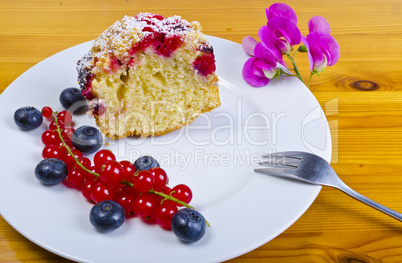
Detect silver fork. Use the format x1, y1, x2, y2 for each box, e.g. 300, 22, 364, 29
255, 151, 402, 221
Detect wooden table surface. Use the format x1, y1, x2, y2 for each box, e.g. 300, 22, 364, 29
1, 0, 402, 262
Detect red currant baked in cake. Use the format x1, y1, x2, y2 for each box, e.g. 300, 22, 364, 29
77, 13, 220, 139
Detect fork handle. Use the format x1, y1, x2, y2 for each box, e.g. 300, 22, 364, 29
335, 181, 402, 221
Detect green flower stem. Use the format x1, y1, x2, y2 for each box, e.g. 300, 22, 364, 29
283, 72, 296, 77
54, 113, 99, 178
292, 49, 299, 59
307, 72, 314, 88
285, 53, 303, 83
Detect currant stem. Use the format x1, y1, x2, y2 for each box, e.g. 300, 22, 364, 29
120, 180, 210, 226
53, 113, 99, 177
54, 114, 209, 226
149, 189, 210, 227
149, 189, 195, 210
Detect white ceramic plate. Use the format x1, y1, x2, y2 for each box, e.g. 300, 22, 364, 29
0, 36, 331, 262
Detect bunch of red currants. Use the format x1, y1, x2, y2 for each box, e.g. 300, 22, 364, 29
40, 106, 194, 230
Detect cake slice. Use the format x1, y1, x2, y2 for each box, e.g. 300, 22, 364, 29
77, 13, 220, 139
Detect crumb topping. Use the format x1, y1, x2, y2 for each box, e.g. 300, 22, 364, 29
92, 13, 198, 61
77, 13, 216, 119
77, 52, 95, 99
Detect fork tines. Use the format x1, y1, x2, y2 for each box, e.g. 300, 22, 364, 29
261, 151, 302, 160
259, 151, 302, 169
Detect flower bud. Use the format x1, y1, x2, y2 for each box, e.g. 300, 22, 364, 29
298, 45, 308, 53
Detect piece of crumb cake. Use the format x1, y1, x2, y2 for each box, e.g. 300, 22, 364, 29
77, 13, 220, 139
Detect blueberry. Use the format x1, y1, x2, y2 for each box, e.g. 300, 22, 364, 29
133, 155, 160, 171
59, 87, 88, 113
71, 126, 103, 154
90, 200, 125, 232
35, 158, 68, 185
14, 106, 43, 131
171, 208, 206, 243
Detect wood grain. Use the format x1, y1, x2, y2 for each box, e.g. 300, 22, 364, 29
1, 0, 402, 262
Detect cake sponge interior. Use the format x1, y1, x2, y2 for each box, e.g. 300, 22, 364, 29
92, 51, 220, 138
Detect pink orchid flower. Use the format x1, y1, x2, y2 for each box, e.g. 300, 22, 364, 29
266, 3, 298, 25
260, 3, 301, 57
302, 16, 340, 72
242, 3, 300, 65
258, 16, 301, 65
242, 36, 258, 56
242, 43, 280, 87
241, 4, 340, 88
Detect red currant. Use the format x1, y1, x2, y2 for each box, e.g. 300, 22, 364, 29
120, 160, 136, 182
94, 149, 116, 167
88, 165, 101, 174
82, 180, 96, 201
133, 170, 154, 193
132, 194, 157, 218
62, 126, 75, 141
152, 192, 164, 205
124, 186, 140, 197
149, 167, 168, 191
161, 186, 176, 206
91, 182, 115, 203
171, 184, 192, 206
67, 168, 86, 188
41, 106, 53, 118
99, 160, 124, 186
42, 145, 66, 160
49, 119, 65, 131
114, 192, 135, 214
85, 166, 100, 181
61, 133, 71, 143
63, 148, 83, 168
113, 184, 126, 195
41, 130, 60, 146
80, 157, 91, 168
76, 157, 92, 174
155, 203, 178, 229
56, 139, 73, 149
57, 111, 72, 124
62, 178, 73, 188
